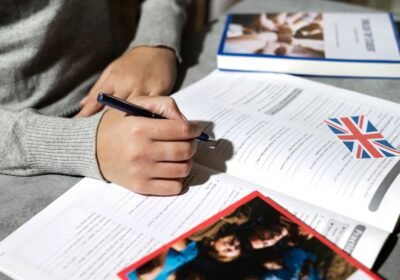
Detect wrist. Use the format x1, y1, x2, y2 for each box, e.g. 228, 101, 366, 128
128, 45, 175, 57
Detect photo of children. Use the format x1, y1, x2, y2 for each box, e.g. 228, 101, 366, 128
120, 194, 377, 280
224, 13, 325, 58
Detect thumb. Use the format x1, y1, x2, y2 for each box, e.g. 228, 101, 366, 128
75, 98, 104, 117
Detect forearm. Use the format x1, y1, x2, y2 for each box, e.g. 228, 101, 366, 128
0, 108, 104, 179
130, 0, 191, 60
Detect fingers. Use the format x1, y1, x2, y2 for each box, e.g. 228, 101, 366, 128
126, 161, 193, 195
148, 80, 173, 97
123, 144, 196, 196
76, 99, 104, 117
149, 141, 198, 161
131, 118, 202, 141
133, 178, 184, 196
97, 109, 198, 196
129, 96, 183, 120
150, 161, 193, 179
76, 72, 113, 117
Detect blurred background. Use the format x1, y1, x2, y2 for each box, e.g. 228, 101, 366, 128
186, 0, 400, 33
342, 0, 400, 13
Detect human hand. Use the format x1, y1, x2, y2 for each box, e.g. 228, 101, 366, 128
96, 96, 201, 195
77, 46, 177, 117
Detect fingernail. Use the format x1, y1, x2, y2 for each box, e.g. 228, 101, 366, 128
193, 121, 203, 134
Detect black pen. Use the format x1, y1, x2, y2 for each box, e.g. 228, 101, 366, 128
97, 93, 217, 144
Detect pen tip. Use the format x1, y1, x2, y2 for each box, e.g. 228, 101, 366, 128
207, 136, 218, 144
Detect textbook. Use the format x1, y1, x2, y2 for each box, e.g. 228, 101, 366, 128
1, 70, 400, 279
217, 12, 400, 78
118, 192, 380, 280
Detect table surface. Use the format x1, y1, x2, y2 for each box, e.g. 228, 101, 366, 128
1, 0, 399, 279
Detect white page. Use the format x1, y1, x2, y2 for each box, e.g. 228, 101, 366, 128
174, 70, 400, 232
323, 13, 400, 60
0, 166, 250, 280
0, 164, 387, 279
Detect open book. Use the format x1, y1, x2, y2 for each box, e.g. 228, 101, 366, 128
0, 70, 399, 279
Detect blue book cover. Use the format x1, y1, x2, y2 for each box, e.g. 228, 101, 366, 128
217, 13, 400, 78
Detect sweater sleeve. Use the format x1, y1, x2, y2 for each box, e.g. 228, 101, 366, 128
129, 0, 191, 61
0, 108, 105, 179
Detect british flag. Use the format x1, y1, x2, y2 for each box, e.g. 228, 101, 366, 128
324, 115, 400, 159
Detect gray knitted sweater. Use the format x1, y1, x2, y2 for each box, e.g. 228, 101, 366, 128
0, 0, 189, 179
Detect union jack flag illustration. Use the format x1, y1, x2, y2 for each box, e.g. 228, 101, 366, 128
324, 115, 400, 159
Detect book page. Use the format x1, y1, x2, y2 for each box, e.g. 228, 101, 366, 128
174, 70, 400, 232
261, 189, 388, 269
0, 165, 386, 280
0, 166, 249, 280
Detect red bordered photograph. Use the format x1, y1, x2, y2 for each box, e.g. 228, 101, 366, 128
117, 191, 380, 280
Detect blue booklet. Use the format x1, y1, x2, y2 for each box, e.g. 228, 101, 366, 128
217, 12, 400, 78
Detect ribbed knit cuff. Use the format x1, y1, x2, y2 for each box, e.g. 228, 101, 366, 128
129, 0, 189, 62
24, 111, 106, 180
